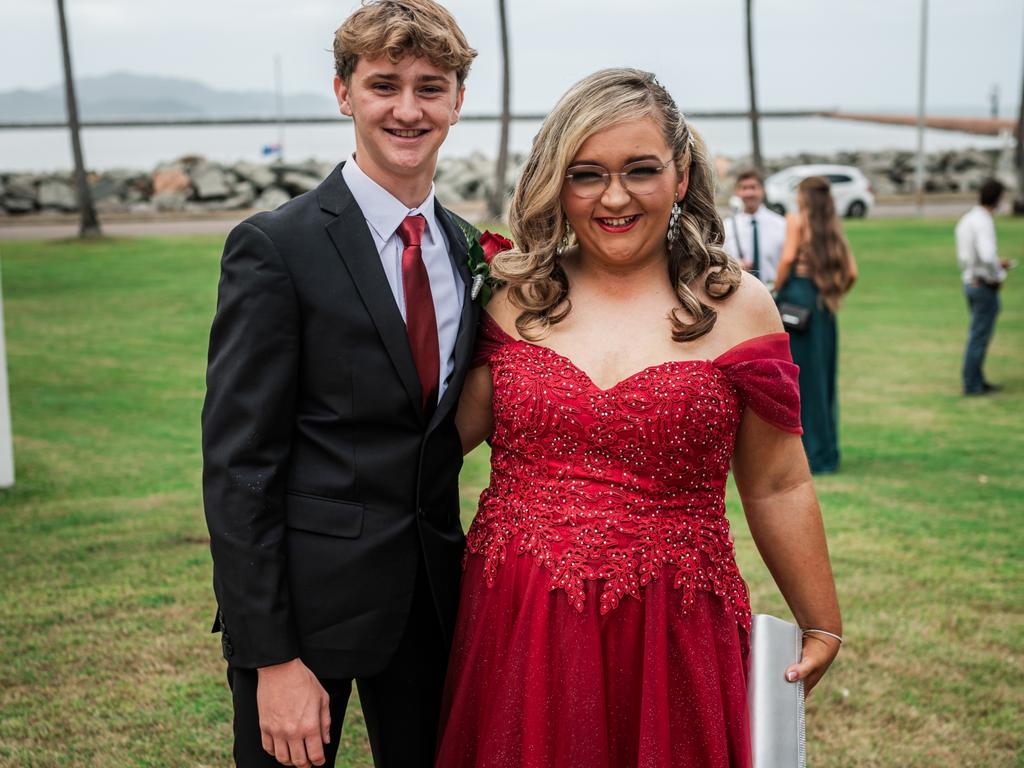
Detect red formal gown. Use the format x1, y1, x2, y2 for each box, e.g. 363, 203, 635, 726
436, 314, 802, 768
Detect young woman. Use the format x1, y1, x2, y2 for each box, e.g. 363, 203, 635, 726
774, 176, 858, 474
437, 69, 842, 768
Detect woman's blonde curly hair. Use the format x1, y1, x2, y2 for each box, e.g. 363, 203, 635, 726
493, 68, 741, 342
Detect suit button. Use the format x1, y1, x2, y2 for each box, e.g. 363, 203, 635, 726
417, 507, 426, 519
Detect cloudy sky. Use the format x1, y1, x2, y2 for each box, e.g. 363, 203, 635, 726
1, 0, 1021, 115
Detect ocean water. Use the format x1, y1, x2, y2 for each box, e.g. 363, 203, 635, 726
0, 116, 1008, 174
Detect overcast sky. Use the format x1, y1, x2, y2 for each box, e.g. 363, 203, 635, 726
1, 0, 1021, 115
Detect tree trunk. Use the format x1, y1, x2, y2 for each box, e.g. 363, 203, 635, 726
489, 0, 512, 221
56, 0, 101, 238
744, 0, 763, 173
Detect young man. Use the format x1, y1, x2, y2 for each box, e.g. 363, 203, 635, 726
201, 3, 478, 766
723, 168, 787, 288
956, 179, 1011, 395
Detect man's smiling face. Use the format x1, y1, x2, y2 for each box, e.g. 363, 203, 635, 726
334, 55, 464, 192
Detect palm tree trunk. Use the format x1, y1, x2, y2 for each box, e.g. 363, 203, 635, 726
1014, 9, 1024, 214
56, 0, 101, 238
489, 0, 511, 221
744, 0, 764, 173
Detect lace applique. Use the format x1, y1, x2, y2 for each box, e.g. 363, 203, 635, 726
465, 314, 802, 632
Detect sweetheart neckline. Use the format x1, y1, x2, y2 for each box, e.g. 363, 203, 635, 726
480, 312, 791, 394
505, 340, 716, 393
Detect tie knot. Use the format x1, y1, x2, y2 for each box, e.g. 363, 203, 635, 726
751, 217, 758, 228
398, 215, 426, 248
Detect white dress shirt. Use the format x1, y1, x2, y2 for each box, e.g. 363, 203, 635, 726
955, 206, 1006, 286
342, 155, 465, 400
723, 205, 787, 286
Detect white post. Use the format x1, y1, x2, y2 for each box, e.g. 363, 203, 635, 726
0, 264, 14, 488
914, 0, 929, 215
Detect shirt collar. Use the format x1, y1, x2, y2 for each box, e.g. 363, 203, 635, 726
342, 154, 441, 248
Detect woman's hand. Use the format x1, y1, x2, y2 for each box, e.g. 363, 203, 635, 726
785, 631, 841, 695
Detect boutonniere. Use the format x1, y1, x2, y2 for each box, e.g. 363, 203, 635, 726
457, 224, 513, 304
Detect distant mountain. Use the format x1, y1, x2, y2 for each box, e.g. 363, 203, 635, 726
0, 72, 1006, 123
0, 72, 337, 121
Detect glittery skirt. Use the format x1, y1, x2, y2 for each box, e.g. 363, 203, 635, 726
435, 551, 752, 768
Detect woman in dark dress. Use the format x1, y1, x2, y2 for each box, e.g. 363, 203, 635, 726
774, 176, 858, 474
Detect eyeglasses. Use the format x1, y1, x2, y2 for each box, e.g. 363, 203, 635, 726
564, 159, 672, 199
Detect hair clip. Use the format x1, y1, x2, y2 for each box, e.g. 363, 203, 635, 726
678, 111, 696, 150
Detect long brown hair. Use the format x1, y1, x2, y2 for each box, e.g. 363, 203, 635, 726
492, 68, 741, 342
796, 176, 854, 313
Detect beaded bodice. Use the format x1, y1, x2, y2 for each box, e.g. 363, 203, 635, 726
466, 314, 801, 633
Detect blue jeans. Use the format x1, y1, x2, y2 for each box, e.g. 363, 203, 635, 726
962, 283, 1000, 393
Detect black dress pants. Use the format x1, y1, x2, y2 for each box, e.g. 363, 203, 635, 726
227, 562, 448, 768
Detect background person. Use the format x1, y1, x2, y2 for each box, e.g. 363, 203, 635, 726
956, 179, 1011, 395
723, 168, 787, 287
438, 68, 842, 768
774, 176, 857, 474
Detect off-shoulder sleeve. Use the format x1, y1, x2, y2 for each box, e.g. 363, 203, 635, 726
472, 312, 515, 368
714, 333, 803, 434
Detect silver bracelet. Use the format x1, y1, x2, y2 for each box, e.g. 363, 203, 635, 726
802, 628, 843, 646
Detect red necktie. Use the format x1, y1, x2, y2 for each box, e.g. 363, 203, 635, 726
397, 215, 440, 411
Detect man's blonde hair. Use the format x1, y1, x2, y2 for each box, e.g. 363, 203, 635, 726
334, 0, 477, 86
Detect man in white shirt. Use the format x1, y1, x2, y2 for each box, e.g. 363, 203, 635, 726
955, 179, 1011, 395
723, 168, 787, 288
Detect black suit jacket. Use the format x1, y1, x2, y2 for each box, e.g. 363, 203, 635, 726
202, 163, 479, 679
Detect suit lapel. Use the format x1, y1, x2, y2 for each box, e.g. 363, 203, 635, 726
428, 203, 477, 434
320, 166, 424, 415
436, 200, 473, 288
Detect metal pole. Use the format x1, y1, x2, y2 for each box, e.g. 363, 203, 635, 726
274, 54, 285, 163
745, 0, 764, 172
914, 0, 928, 215
0, 264, 14, 489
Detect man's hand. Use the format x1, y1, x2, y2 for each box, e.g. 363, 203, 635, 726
257, 658, 331, 767
741, 258, 754, 271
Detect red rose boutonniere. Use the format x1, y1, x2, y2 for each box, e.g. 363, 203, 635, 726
459, 227, 513, 304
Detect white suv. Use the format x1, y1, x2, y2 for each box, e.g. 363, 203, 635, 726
763, 164, 875, 218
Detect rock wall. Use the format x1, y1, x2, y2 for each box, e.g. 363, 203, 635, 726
0, 147, 1015, 216
717, 147, 1012, 196
0, 156, 333, 216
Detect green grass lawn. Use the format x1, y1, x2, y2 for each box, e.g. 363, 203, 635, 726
0, 218, 1021, 767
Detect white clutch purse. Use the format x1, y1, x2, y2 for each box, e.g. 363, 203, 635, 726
747, 614, 806, 768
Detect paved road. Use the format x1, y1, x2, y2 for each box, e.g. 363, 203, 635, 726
0, 201, 489, 242
0, 200, 983, 242
0, 213, 248, 242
